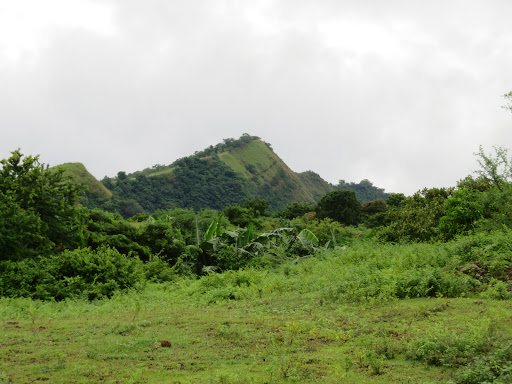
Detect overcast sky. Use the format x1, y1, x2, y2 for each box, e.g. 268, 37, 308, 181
1, 0, 511, 196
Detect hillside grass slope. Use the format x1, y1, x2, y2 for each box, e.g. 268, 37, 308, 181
57, 162, 113, 198
218, 139, 332, 207
2, 237, 512, 383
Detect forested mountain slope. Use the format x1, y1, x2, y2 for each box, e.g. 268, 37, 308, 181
100, 135, 333, 213
59, 134, 389, 216
54, 162, 114, 210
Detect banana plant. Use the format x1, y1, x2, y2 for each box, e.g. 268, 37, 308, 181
297, 228, 319, 246
322, 224, 338, 250
200, 214, 225, 253
193, 216, 325, 273
194, 214, 225, 273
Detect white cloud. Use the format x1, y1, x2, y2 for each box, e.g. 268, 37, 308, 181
1, 0, 512, 196
0, 0, 114, 62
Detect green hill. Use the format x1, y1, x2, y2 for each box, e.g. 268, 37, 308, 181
57, 163, 112, 198
56, 135, 389, 216
102, 135, 335, 214
217, 139, 332, 207
53, 163, 115, 211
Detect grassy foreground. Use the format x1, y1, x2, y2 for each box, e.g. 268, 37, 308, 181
2, 241, 512, 383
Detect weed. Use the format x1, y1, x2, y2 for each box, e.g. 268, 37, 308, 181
132, 300, 142, 322
481, 279, 512, 300
27, 302, 41, 325
216, 322, 244, 341
456, 343, 512, 384
364, 350, 384, 375
407, 318, 496, 367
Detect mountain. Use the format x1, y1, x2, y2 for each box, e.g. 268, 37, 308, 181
99, 135, 333, 215
55, 163, 114, 210
58, 134, 390, 217
215, 138, 332, 206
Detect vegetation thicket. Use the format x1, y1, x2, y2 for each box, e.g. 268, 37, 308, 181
2, 97, 512, 382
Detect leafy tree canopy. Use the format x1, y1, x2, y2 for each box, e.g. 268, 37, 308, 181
386, 193, 406, 209
503, 91, 512, 113
474, 145, 512, 192
0, 150, 86, 260
378, 187, 452, 243
278, 202, 315, 220
334, 179, 389, 203
315, 190, 361, 226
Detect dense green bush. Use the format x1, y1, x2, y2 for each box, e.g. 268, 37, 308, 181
315, 190, 361, 226
0, 258, 44, 298
223, 205, 257, 228
143, 255, 182, 283
378, 187, 452, 242
0, 192, 46, 260
456, 343, 512, 384
0, 246, 144, 300
334, 179, 389, 203
394, 268, 469, 298
291, 216, 362, 247
407, 324, 493, 367
157, 208, 220, 245
85, 208, 150, 259
439, 189, 484, 240
138, 221, 186, 264
277, 202, 315, 220
447, 230, 512, 285
0, 150, 87, 260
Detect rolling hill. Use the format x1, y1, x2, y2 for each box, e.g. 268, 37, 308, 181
59, 135, 389, 217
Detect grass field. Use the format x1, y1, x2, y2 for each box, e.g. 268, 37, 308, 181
1, 287, 510, 383
2, 241, 512, 383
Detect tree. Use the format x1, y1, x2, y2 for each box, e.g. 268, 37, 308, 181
242, 198, 269, 216
138, 219, 186, 264
278, 202, 315, 220
361, 199, 389, 228
438, 189, 484, 240
474, 145, 512, 192
118, 198, 145, 219
0, 150, 86, 260
386, 193, 406, 209
334, 179, 389, 203
223, 205, 255, 227
361, 199, 387, 216
503, 91, 512, 113
315, 190, 361, 226
0, 192, 45, 260
379, 187, 452, 242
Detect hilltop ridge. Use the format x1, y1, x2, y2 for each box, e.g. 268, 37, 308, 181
59, 134, 389, 217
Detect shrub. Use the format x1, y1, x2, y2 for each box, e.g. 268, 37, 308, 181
394, 268, 469, 298
447, 230, 512, 284
315, 190, 361, 226
456, 343, 512, 384
138, 221, 186, 264
0, 246, 144, 300
290, 217, 361, 247
143, 255, 180, 283
407, 321, 494, 367
481, 279, 512, 300
0, 258, 44, 298
438, 189, 484, 240
379, 187, 452, 243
